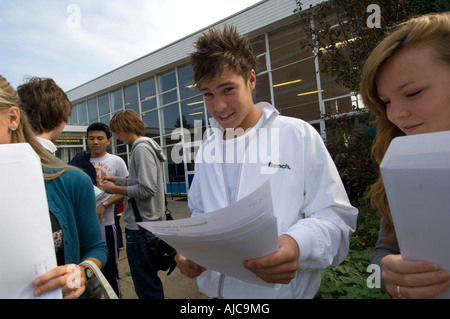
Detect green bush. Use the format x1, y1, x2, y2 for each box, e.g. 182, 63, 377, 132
316, 114, 389, 299
315, 200, 389, 299
316, 249, 389, 299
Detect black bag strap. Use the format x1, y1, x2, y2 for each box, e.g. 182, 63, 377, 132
129, 198, 142, 223
129, 197, 173, 222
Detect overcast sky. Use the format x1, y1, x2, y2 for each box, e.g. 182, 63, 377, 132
0, 0, 261, 92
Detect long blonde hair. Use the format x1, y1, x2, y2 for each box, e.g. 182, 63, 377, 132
360, 12, 450, 243
0, 75, 72, 180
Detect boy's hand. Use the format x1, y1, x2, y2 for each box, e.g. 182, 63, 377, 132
243, 235, 299, 284
175, 253, 207, 278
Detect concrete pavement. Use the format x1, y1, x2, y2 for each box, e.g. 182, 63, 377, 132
117, 196, 208, 299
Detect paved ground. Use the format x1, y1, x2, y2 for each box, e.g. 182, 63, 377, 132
117, 196, 208, 299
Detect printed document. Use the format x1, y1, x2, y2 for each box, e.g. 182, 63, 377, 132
380, 131, 450, 298
0, 143, 61, 298
138, 180, 278, 285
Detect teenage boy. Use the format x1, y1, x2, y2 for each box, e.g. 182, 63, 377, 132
175, 25, 358, 299
17, 77, 72, 156
70, 122, 128, 298
102, 110, 167, 299
18, 78, 106, 298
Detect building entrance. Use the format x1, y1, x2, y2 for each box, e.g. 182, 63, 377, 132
55, 124, 88, 163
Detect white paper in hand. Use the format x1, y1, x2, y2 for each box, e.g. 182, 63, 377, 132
0, 143, 61, 298
139, 180, 278, 285
380, 131, 450, 298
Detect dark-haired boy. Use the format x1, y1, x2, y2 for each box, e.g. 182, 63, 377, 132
70, 122, 128, 298
175, 25, 358, 298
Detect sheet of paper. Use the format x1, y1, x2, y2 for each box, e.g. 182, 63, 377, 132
0, 143, 62, 299
138, 180, 278, 285
380, 131, 450, 299
94, 185, 112, 206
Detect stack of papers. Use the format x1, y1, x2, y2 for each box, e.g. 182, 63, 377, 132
139, 180, 278, 285
380, 131, 450, 298
0, 143, 61, 298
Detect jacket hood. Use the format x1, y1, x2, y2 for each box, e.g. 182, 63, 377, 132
132, 137, 166, 162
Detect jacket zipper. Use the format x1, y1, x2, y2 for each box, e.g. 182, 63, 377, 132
217, 108, 278, 298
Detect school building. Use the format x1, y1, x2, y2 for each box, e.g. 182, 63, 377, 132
60, 0, 369, 196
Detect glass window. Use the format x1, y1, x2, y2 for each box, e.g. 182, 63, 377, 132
166, 145, 186, 188
269, 24, 313, 70
98, 94, 110, 116
272, 57, 317, 112
279, 101, 321, 121
310, 122, 321, 134
158, 70, 177, 92
142, 110, 160, 139
181, 97, 205, 129
110, 89, 123, 112
69, 104, 79, 124
158, 70, 178, 106
178, 65, 197, 100
100, 114, 110, 124
139, 77, 157, 112
251, 34, 266, 56
116, 143, 127, 155
184, 144, 199, 171
314, 13, 353, 52
124, 83, 139, 114
161, 103, 180, 136
252, 35, 267, 73
159, 89, 178, 106
87, 98, 98, 123
320, 72, 352, 101
324, 95, 354, 116
162, 134, 181, 147
181, 97, 207, 144
256, 54, 267, 74
255, 73, 271, 104
78, 101, 88, 124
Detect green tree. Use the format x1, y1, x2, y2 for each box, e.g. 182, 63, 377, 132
324, 113, 378, 205
294, 0, 447, 93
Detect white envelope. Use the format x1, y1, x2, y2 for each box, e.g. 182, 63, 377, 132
0, 143, 61, 298
380, 131, 450, 299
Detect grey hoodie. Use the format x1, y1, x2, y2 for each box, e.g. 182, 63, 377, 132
116, 137, 167, 230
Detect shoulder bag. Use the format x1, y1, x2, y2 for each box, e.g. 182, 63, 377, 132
129, 198, 177, 275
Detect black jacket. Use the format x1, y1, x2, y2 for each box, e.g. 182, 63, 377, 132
68, 151, 97, 186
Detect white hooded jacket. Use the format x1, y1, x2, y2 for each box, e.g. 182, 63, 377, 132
188, 102, 358, 298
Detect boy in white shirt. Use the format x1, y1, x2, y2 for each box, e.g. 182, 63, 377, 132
175, 25, 358, 298
71, 122, 128, 298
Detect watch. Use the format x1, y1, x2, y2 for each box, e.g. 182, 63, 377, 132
79, 263, 94, 281
101, 200, 109, 207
